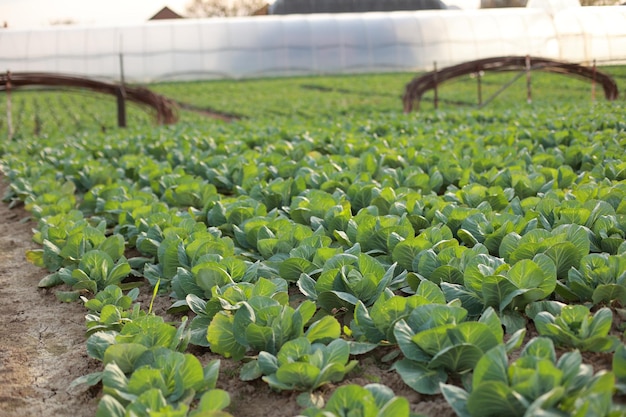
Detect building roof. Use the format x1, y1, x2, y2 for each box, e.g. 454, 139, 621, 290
149, 6, 183, 20
269, 0, 446, 14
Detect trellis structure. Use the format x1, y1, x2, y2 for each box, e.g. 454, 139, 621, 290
0, 72, 178, 126
402, 56, 619, 112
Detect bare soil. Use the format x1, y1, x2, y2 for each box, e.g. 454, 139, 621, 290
0, 190, 99, 417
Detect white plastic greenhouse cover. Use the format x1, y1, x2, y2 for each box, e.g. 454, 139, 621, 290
1, 6, 625, 83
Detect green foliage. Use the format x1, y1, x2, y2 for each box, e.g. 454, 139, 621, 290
4, 72, 626, 416
82, 315, 191, 369
392, 307, 525, 394
101, 353, 218, 405
74, 315, 217, 416
64, 250, 131, 294
241, 337, 357, 395
298, 384, 419, 417
613, 344, 626, 394
349, 280, 446, 345
527, 302, 619, 352
207, 297, 340, 360
27, 210, 100, 271
142, 220, 237, 293
441, 338, 619, 417
499, 223, 590, 274
84, 302, 144, 336
82, 285, 140, 313
183, 277, 288, 346
28, 212, 114, 276
558, 253, 626, 305
94, 362, 227, 417
35, 230, 132, 296
298, 252, 404, 316
441, 252, 557, 330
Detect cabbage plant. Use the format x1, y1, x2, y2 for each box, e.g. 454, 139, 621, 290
392, 306, 525, 394
441, 338, 621, 417
298, 383, 419, 417
526, 301, 619, 352
558, 252, 626, 305
241, 337, 357, 401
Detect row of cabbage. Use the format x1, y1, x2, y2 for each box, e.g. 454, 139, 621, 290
151, 69, 619, 119
1, 100, 626, 416
3, 68, 615, 141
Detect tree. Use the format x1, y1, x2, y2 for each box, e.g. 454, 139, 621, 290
481, 0, 527, 7
481, 0, 620, 6
186, 0, 267, 17
50, 19, 77, 25
580, 0, 620, 4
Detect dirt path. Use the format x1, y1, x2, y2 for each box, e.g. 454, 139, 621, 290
0, 186, 99, 417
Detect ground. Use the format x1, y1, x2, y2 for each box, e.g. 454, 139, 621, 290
0, 180, 99, 417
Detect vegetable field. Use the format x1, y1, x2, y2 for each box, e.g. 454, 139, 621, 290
1, 68, 626, 417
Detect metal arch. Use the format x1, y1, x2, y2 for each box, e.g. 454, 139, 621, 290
402, 56, 619, 113
0, 72, 178, 125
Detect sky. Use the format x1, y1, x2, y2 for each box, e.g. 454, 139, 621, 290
0, 0, 193, 28
0, 0, 482, 29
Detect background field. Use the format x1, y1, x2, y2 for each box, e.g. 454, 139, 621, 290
3, 65, 626, 138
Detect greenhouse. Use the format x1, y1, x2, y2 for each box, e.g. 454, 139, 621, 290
0, 2, 625, 82
268, 0, 446, 14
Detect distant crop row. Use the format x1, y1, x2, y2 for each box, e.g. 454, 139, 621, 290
1, 71, 626, 417
3, 67, 625, 139
0, 89, 152, 139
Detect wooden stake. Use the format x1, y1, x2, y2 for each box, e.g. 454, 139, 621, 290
433, 61, 439, 110
6, 71, 13, 140
116, 86, 127, 128
592, 59, 596, 102
525, 55, 532, 104
476, 67, 482, 106
117, 53, 127, 128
